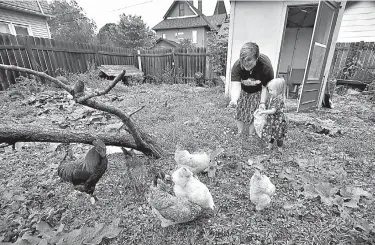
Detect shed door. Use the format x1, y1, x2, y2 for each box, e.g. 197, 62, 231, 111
297, 1, 339, 112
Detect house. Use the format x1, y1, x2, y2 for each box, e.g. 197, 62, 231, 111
337, 1, 375, 42
153, 37, 181, 49
152, 0, 227, 47
0, 0, 52, 38
225, 0, 347, 112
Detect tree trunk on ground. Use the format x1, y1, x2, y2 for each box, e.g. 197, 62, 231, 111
0, 124, 138, 148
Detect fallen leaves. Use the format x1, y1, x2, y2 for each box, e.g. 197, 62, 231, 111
6, 219, 122, 245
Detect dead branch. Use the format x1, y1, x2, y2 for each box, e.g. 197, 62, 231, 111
128, 105, 146, 117
362, 90, 375, 95
0, 124, 138, 148
0, 64, 164, 158
76, 70, 126, 102
0, 64, 72, 93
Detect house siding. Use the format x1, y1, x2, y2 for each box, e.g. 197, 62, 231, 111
168, 2, 196, 18
0, 8, 50, 38
338, 1, 375, 42
156, 27, 208, 47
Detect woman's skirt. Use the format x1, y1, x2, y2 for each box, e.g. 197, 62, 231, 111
235, 90, 261, 123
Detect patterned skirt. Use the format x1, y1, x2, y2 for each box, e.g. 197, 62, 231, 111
261, 113, 287, 142
235, 90, 261, 123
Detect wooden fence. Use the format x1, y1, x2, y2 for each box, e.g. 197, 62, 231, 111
0, 34, 212, 90
329, 41, 375, 83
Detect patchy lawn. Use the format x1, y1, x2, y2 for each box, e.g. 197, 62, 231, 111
0, 77, 374, 245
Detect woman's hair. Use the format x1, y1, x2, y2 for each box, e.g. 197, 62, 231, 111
239, 42, 260, 69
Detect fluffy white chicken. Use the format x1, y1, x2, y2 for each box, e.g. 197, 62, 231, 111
172, 167, 215, 210
174, 143, 224, 175
249, 170, 276, 211
147, 172, 202, 228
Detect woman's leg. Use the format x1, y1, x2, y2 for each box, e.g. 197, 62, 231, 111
237, 120, 248, 136
248, 121, 255, 135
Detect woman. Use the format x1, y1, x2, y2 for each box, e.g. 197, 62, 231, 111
229, 42, 274, 137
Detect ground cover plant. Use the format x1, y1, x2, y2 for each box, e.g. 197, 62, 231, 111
0, 73, 374, 244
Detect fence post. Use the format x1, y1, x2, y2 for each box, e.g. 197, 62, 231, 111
93, 45, 99, 67
137, 50, 142, 72
25, 36, 38, 71
172, 48, 176, 81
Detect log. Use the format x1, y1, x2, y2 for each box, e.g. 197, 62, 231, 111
0, 124, 138, 148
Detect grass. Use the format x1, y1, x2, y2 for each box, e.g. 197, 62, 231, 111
0, 76, 374, 245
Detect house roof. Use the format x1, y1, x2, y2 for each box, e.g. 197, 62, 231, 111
162, 0, 198, 19
153, 0, 223, 32
0, 0, 52, 17
213, 0, 227, 15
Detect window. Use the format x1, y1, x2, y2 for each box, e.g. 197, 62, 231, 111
0, 21, 32, 36
179, 3, 184, 16
14, 24, 30, 36
192, 30, 197, 43
162, 33, 166, 39
0, 22, 11, 34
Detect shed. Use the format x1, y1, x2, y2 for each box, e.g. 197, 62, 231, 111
98, 65, 144, 85
225, 0, 347, 112
153, 38, 181, 49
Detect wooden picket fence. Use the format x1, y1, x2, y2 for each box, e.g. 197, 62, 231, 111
138, 47, 211, 82
0, 33, 213, 90
329, 41, 375, 83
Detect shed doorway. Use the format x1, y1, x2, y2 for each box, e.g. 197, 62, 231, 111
278, 1, 340, 112
277, 4, 318, 101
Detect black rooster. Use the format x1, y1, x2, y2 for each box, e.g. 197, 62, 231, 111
57, 139, 108, 199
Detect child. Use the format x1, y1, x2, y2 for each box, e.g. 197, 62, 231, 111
259, 78, 287, 151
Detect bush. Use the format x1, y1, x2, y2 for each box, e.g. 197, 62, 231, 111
142, 65, 183, 84
207, 25, 228, 77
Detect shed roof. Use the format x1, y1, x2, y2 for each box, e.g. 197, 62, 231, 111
156, 38, 181, 48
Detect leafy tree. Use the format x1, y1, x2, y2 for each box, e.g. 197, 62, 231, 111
207, 24, 229, 76
114, 14, 156, 49
97, 23, 118, 47
48, 0, 97, 44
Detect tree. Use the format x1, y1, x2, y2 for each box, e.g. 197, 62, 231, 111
207, 25, 229, 76
97, 23, 118, 47
114, 14, 156, 49
48, 0, 97, 44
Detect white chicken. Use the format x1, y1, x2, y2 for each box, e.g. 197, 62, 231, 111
249, 170, 276, 211
174, 143, 224, 175
172, 167, 215, 210
147, 172, 202, 228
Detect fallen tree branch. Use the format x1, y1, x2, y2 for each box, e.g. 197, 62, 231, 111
0, 64, 164, 158
0, 124, 138, 148
76, 70, 126, 102
79, 99, 163, 157
128, 105, 146, 117
0, 64, 72, 93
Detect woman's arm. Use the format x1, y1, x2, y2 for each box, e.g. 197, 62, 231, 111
259, 85, 268, 109
230, 81, 241, 104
